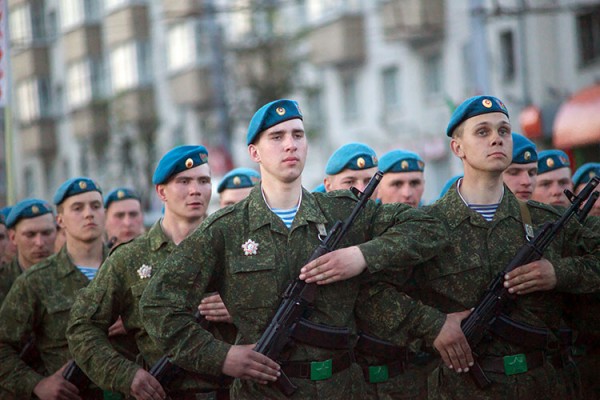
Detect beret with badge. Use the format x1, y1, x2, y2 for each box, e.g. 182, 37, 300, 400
537, 149, 570, 175
325, 142, 378, 175
104, 187, 141, 209
572, 162, 600, 188
379, 149, 425, 173
53, 177, 102, 205
6, 198, 53, 229
152, 145, 209, 185
217, 168, 261, 193
446, 95, 509, 137
511, 133, 538, 164
247, 99, 303, 145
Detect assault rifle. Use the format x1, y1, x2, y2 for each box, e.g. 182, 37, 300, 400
62, 360, 91, 391
254, 171, 384, 396
461, 176, 600, 388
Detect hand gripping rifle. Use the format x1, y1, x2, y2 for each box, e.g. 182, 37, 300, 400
461, 176, 600, 388
254, 171, 383, 396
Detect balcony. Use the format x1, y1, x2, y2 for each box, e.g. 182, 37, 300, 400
20, 118, 57, 156
70, 102, 109, 142
110, 86, 155, 123
104, 4, 149, 47
168, 66, 213, 106
63, 25, 103, 63
309, 14, 365, 67
12, 46, 50, 81
381, 0, 445, 45
162, 0, 202, 19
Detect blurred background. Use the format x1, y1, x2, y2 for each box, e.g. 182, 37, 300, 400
0, 0, 599, 212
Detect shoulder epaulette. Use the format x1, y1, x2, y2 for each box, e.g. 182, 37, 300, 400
525, 200, 563, 217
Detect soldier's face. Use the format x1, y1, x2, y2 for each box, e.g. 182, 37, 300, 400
219, 187, 253, 208
451, 113, 512, 175
105, 199, 144, 245
57, 191, 105, 244
9, 213, 57, 269
575, 184, 600, 216
248, 119, 307, 184
378, 171, 425, 207
503, 162, 538, 201
324, 167, 378, 193
158, 163, 212, 222
532, 168, 572, 207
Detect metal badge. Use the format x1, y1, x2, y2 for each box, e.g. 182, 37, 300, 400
137, 264, 152, 279
242, 239, 259, 256
559, 156, 568, 165
31, 205, 39, 214
185, 158, 194, 168
546, 158, 555, 168
233, 176, 241, 186
79, 181, 87, 189
524, 151, 531, 161
401, 160, 409, 170
482, 99, 493, 108
276, 107, 286, 116
117, 190, 125, 199
357, 157, 366, 168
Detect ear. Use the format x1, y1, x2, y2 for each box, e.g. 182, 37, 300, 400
248, 144, 261, 163
8, 229, 16, 245
56, 213, 65, 230
450, 138, 465, 159
324, 176, 333, 192
155, 184, 167, 203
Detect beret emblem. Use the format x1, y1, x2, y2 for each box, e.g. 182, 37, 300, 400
559, 156, 568, 164
276, 107, 286, 116
590, 171, 596, 179
79, 181, 87, 189
233, 176, 241, 186
401, 160, 409, 170
117, 190, 125, 199
524, 151, 531, 161
546, 158, 555, 168
357, 157, 366, 169
31, 206, 39, 214
185, 158, 194, 169
482, 99, 492, 108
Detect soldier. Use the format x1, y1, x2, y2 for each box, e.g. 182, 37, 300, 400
572, 163, 600, 217
377, 150, 425, 207
67, 146, 233, 400
532, 149, 573, 207
0, 177, 107, 399
410, 95, 600, 399
323, 142, 379, 193
139, 99, 447, 399
0, 199, 57, 305
502, 133, 538, 201
0, 206, 17, 264
217, 167, 261, 208
104, 187, 145, 248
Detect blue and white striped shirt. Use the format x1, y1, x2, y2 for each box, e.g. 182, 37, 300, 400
77, 266, 98, 280
272, 206, 299, 229
468, 203, 500, 222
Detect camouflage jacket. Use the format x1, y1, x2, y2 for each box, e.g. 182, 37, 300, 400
67, 221, 232, 395
0, 246, 108, 398
139, 186, 448, 399
0, 258, 22, 306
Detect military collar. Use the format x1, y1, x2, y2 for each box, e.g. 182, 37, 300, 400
57, 244, 109, 278
150, 219, 173, 251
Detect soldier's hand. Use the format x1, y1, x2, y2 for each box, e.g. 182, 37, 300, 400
222, 344, 280, 384
199, 293, 233, 323
433, 311, 474, 374
130, 368, 166, 400
108, 316, 127, 336
504, 258, 557, 295
299, 246, 366, 284
32, 362, 81, 400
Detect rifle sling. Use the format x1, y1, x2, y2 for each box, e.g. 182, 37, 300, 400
490, 314, 557, 350
290, 318, 352, 349
355, 332, 408, 360
517, 199, 535, 240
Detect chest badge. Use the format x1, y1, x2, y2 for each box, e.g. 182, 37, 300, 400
137, 264, 153, 279
242, 239, 259, 256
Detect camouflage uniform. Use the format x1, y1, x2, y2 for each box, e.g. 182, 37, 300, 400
412, 186, 600, 399
67, 221, 233, 397
0, 246, 108, 398
140, 187, 447, 399
0, 258, 22, 305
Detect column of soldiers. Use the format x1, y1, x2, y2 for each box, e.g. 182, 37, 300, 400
0, 95, 598, 400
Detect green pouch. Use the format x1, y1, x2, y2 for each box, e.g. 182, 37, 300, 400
503, 353, 528, 375
368, 365, 389, 383
103, 391, 123, 400
310, 358, 333, 380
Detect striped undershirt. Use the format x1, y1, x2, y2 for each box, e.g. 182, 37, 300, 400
467, 203, 500, 222
77, 266, 98, 280
272, 206, 299, 229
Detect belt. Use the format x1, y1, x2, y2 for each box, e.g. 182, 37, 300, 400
79, 389, 106, 400
168, 388, 230, 400
478, 351, 566, 376
281, 352, 354, 380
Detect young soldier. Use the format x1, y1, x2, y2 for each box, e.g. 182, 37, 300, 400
217, 167, 261, 208
377, 150, 425, 207
104, 187, 145, 247
502, 133, 538, 201
572, 163, 600, 217
139, 99, 447, 399
0, 206, 17, 264
0, 177, 107, 399
68, 146, 233, 400
532, 149, 573, 207
323, 142, 379, 193
411, 95, 600, 399
0, 199, 57, 305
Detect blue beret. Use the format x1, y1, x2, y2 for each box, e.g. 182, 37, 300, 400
152, 145, 209, 185
217, 168, 261, 193
379, 150, 425, 173
312, 183, 326, 193
325, 142, 378, 175
572, 162, 600, 188
446, 95, 509, 137
0, 207, 12, 225
53, 177, 102, 205
6, 198, 53, 229
246, 99, 303, 145
439, 175, 463, 199
537, 150, 570, 175
511, 133, 538, 164
104, 187, 141, 209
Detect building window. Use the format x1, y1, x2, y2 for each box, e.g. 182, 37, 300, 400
381, 66, 400, 110
109, 41, 151, 93
342, 74, 359, 121
66, 58, 105, 109
9, 5, 32, 46
167, 20, 206, 72
577, 8, 600, 66
424, 53, 442, 96
16, 78, 52, 123
500, 30, 516, 81
61, 0, 101, 31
